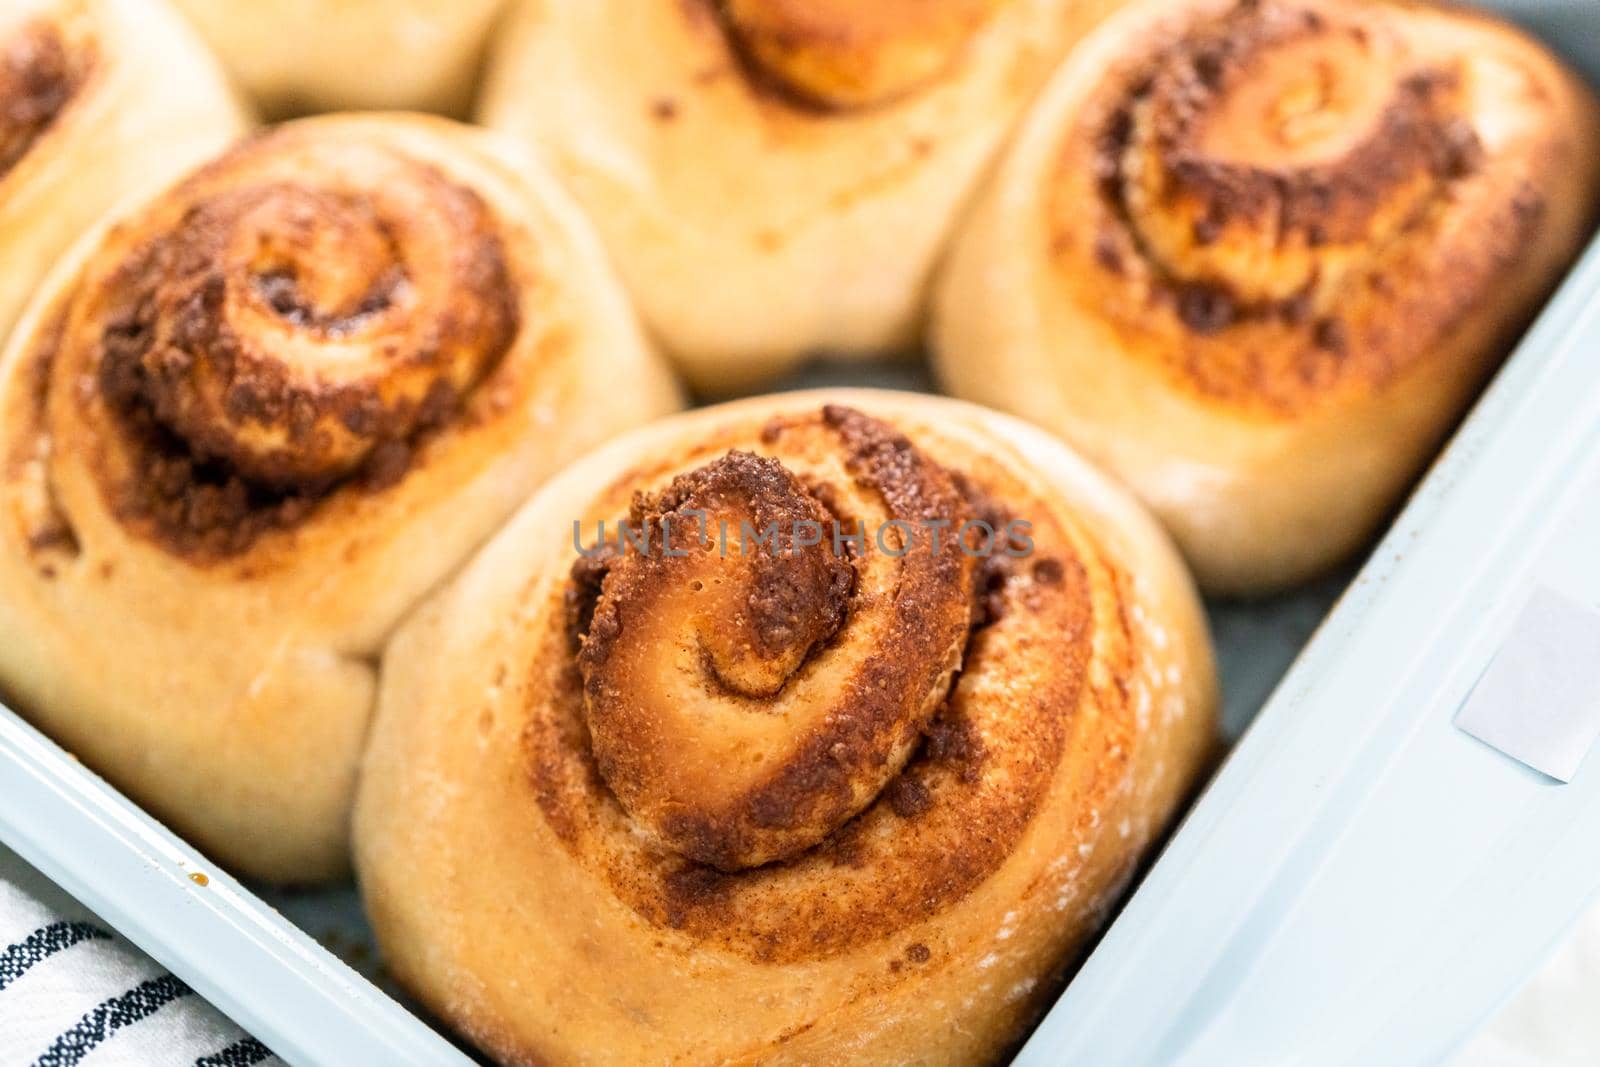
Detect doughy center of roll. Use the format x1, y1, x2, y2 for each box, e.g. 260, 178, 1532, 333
95, 137, 518, 492
572, 407, 978, 870
1113, 1, 1481, 307
0, 16, 88, 178
719, 0, 998, 109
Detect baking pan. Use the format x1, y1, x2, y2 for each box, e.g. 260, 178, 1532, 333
1, 0, 1596, 1063
1020, 232, 1600, 1067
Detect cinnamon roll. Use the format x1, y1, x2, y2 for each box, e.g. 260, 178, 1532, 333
0, 114, 681, 883
933, 0, 1600, 595
0, 0, 245, 348
172, 0, 507, 116
355, 390, 1216, 1064
477, 0, 1118, 393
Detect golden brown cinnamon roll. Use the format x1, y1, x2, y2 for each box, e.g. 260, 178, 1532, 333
0, 114, 681, 883
0, 0, 245, 348
477, 0, 1118, 393
933, 0, 1600, 595
355, 390, 1216, 1065
171, 0, 507, 116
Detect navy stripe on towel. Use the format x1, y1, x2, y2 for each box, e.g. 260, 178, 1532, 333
194, 1037, 274, 1066
0, 921, 113, 993
33, 973, 194, 1067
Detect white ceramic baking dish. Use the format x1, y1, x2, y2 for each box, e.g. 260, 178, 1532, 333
1, 1, 1596, 1063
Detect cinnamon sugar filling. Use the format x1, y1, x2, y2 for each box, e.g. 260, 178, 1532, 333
51, 133, 520, 560
538, 406, 1101, 962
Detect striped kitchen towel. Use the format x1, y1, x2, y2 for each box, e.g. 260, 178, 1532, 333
0, 843, 283, 1067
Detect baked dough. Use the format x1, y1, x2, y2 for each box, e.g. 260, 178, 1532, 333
355, 389, 1217, 1065
172, 0, 507, 116
0, 0, 246, 348
478, 0, 1119, 392
934, 0, 1600, 595
0, 114, 680, 883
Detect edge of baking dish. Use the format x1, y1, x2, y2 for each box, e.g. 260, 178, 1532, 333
1022, 7, 1600, 1058
3, 2, 1598, 1063
0, 710, 472, 1065
1019, 226, 1600, 1065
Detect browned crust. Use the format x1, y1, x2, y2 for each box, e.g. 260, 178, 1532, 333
0, 17, 94, 180
1046, 0, 1585, 414
525, 405, 1110, 963
583, 450, 857, 708
30, 125, 525, 561
575, 409, 975, 870
704, 0, 999, 112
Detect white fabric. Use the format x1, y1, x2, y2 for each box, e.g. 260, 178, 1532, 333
1455, 897, 1600, 1066
0, 843, 282, 1067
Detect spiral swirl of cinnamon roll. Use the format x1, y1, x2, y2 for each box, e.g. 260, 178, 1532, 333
0, 15, 86, 176
718, 0, 1000, 110
355, 391, 1216, 1065
85, 130, 527, 553
579, 415, 976, 870
478, 0, 1118, 392
0, 0, 245, 349
934, 0, 1600, 594
0, 114, 680, 882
